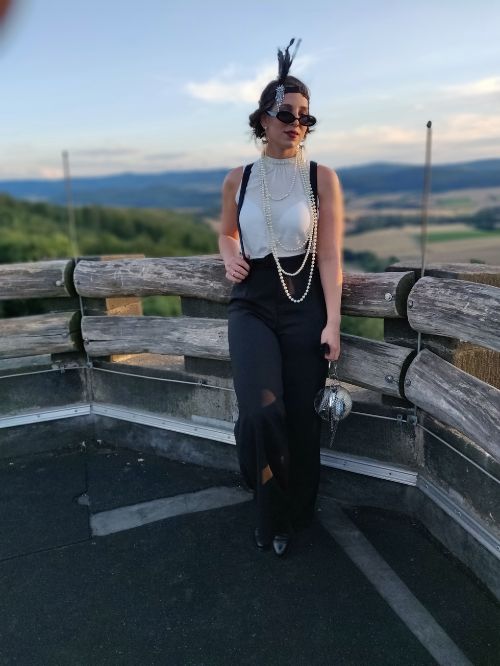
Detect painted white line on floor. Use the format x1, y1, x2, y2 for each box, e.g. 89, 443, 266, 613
319, 498, 472, 666
90, 486, 251, 537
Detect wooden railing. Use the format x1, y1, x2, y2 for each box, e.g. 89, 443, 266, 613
1, 255, 499, 459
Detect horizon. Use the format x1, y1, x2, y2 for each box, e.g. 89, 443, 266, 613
1, 0, 499, 179
2, 156, 500, 184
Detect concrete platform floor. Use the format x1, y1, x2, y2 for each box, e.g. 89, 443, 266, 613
0, 446, 499, 665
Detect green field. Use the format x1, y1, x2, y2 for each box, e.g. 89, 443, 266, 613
434, 197, 474, 209
413, 229, 500, 243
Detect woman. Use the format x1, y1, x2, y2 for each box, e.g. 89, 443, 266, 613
218, 39, 344, 557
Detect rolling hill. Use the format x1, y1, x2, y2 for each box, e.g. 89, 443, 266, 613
1, 159, 500, 212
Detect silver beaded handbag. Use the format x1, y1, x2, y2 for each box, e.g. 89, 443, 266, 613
314, 359, 353, 449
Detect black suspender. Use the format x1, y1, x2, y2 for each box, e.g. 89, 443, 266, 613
236, 163, 253, 260
310, 160, 318, 205
236, 159, 319, 260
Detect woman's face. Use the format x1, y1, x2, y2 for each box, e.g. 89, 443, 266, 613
260, 92, 310, 152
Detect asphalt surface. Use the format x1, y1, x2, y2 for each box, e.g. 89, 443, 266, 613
0, 447, 499, 665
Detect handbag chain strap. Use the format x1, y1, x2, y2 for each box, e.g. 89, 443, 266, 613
327, 359, 339, 382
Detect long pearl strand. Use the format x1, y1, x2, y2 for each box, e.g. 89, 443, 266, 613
259, 147, 319, 303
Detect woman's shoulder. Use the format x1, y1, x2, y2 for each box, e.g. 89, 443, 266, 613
315, 162, 340, 179
315, 163, 342, 193
222, 165, 245, 192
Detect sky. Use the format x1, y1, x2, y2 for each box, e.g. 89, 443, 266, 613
1, 0, 500, 179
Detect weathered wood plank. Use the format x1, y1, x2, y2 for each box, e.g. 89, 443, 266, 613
82, 316, 228, 360
384, 322, 500, 390
74, 256, 414, 317
407, 277, 500, 352
0, 260, 75, 300
0, 312, 81, 358
404, 349, 500, 460
82, 315, 413, 396
74, 257, 228, 301
335, 332, 415, 397
386, 261, 500, 287
341, 270, 415, 317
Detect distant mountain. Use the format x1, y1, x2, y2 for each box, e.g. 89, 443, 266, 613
339, 159, 500, 195
1, 159, 499, 210
0, 169, 228, 212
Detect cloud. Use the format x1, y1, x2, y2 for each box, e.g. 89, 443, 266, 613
308, 113, 500, 166
68, 148, 189, 172
319, 124, 421, 148
328, 114, 500, 148
443, 76, 500, 98
442, 113, 500, 140
184, 55, 315, 104
184, 64, 275, 103
38, 167, 63, 180
72, 148, 139, 158
144, 152, 185, 162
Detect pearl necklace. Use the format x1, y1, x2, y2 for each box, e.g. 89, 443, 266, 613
262, 149, 299, 201
260, 154, 314, 253
259, 149, 319, 303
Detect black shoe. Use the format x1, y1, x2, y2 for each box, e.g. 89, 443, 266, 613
254, 527, 272, 551
272, 532, 291, 557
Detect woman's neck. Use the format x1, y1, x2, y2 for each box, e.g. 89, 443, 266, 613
264, 145, 298, 159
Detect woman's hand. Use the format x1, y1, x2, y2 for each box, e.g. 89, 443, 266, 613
225, 255, 250, 283
320, 322, 341, 361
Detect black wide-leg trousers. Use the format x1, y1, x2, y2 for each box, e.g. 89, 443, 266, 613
227, 252, 329, 540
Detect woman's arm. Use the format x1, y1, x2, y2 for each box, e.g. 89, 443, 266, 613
316, 165, 345, 359
218, 166, 250, 283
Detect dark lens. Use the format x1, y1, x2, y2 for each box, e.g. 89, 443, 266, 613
299, 115, 317, 127
275, 111, 296, 124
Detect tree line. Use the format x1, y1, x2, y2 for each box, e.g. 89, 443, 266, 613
348, 206, 500, 235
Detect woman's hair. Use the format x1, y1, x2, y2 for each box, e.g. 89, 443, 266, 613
248, 75, 313, 140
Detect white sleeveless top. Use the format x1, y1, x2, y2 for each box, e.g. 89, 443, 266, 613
235, 155, 314, 259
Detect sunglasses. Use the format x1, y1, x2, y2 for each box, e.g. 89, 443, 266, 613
266, 109, 317, 127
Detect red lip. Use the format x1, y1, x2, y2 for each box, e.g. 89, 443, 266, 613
285, 131, 299, 138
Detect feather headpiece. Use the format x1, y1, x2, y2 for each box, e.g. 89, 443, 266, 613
273, 37, 302, 111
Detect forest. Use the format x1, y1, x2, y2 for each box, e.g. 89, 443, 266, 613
0, 194, 218, 262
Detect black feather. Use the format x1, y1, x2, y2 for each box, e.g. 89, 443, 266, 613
277, 37, 302, 83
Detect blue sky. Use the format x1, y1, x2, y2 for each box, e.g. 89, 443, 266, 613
1, 0, 499, 178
